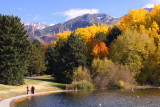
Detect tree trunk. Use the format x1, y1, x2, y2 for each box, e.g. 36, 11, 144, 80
30, 72, 32, 77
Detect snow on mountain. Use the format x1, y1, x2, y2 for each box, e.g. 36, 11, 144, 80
24, 22, 47, 30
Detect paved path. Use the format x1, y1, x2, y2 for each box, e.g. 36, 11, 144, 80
0, 90, 66, 107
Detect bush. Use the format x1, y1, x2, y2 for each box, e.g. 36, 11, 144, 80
73, 66, 91, 82
91, 58, 135, 89
66, 80, 94, 90
76, 80, 94, 90
116, 80, 124, 89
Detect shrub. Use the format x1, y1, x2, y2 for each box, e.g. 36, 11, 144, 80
66, 80, 94, 90
76, 80, 94, 90
73, 66, 91, 82
91, 58, 135, 89
116, 80, 124, 89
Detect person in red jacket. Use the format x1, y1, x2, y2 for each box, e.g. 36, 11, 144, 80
31, 86, 35, 94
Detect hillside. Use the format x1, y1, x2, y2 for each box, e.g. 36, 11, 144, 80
24, 8, 152, 44
24, 13, 120, 43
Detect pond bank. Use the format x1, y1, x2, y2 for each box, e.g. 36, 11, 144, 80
0, 75, 66, 101
1, 85, 160, 107
0, 90, 73, 107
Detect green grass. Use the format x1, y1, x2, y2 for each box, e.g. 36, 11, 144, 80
0, 75, 66, 101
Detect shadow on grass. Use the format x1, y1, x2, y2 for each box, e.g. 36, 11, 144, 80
25, 78, 56, 82
51, 85, 66, 89
25, 77, 66, 89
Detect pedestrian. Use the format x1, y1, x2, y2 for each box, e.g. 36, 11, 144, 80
31, 86, 35, 94
27, 86, 30, 94
32, 86, 35, 94
31, 86, 33, 94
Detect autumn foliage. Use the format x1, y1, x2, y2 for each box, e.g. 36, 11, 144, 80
45, 4, 160, 86
75, 23, 109, 43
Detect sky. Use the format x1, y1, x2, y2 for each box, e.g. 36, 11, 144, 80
0, 0, 159, 26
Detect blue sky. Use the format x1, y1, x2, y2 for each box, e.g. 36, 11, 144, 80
0, 0, 159, 26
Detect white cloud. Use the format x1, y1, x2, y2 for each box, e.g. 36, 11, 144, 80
143, 4, 154, 8
64, 8, 99, 20
50, 23, 55, 26
144, 0, 160, 8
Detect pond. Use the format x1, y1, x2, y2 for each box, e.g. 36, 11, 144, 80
14, 88, 160, 107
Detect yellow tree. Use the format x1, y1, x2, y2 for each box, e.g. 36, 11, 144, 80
55, 31, 72, 42
150, 4, 160, 26
109, 29, 156, 74
75, 24, 109, 43
148, 21, 160, 46
118, 9, 148, 32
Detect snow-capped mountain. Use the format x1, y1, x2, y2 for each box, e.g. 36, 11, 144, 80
24, 22, 47, 30
24, 14, 119, 44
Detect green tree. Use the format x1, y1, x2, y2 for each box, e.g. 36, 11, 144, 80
28, 40, 46, 76
106, 26, 121, 46
53, 33, 87, 83
94, 32, 106, 41
109, 29, 156, 75
45, 44, 55, 75
0, 15, 31, 85
137, 48, 160, 85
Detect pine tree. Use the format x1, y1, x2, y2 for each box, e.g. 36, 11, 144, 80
28, 40, 46, 76
52, 33, 87, 83
45, 44, 56, 75
0, 15, 31, 85
106, 26, 121, 46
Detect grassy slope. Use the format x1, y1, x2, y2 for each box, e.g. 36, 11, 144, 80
0, 75, 66, 101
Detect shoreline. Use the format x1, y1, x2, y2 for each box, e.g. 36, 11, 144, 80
0, 85, 159, 107
0, 90, 73, 107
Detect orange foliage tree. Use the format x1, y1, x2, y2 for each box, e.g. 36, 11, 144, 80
92, 42, 109, 59
87, 39, 109, 59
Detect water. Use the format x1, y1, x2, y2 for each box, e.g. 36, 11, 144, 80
14, 88, 160, 107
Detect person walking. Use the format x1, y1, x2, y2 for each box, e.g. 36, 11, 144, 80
27, 86, 30, 94
31, 86, 35, 94
32, 86, 35, 94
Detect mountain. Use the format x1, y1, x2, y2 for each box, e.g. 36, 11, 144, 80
42, 13, 120, 38
24, 22, 47, 30
24, 14, 120, 43
24, 22, 47, 44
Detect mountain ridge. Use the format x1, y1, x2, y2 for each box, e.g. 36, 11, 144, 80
24, 8, 153, 44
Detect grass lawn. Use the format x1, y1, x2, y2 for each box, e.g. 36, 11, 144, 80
0, 75, 66, 101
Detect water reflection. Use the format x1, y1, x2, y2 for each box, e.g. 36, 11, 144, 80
14, 88, 160, 107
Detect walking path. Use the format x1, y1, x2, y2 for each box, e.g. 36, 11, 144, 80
0, 90, 67, 107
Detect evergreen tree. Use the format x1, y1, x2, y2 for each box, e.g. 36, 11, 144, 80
45, 44, 56, 75
28, 40, 46, 76
106, 26, 121, 46
53, 33, 87, 83
0, 15, 31, 85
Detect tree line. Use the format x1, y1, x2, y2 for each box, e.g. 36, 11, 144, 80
0, 15, 46, 85
46, 4, 160, 89
1, 4, 160, 88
